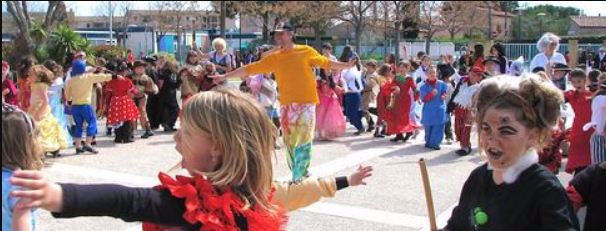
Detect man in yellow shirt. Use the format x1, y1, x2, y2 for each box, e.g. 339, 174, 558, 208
65, 60, 113, 154
212, 22, 356, 182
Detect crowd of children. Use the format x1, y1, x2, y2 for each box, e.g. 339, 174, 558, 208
1, 28, 605, 231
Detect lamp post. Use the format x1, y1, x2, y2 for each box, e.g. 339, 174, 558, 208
538, 12, 546, 37
516, 7, 524, 40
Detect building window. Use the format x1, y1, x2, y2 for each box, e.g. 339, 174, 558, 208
186, 16, 190, 21
86, 23, 90, 28
134, 16, 138, 21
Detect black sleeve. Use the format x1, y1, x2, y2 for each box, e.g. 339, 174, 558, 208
52, 183, 189, 227
335, 176, 349, 190
570, 164, 598, 204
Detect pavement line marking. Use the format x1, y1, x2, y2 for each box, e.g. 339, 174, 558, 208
277, 145, 402, 181
46, 163, 157, 187
301, 202, 427, 228
419, 203, 457, 231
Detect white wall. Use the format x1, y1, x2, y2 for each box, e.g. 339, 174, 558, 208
399, 42, 455, 60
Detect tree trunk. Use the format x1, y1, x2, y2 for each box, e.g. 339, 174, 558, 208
355, 24, 362, 55
395, 21, 401, 61
313, 25, 323, 50
220, 1, 226, 38
425, 35, 431, 55
262, 12, 270, 44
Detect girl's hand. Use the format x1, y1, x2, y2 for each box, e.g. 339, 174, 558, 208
348, 165, 373, 186
9, 170, 64, 212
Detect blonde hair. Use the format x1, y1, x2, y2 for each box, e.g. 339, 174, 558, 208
212, 37, 227, 52
2, 109, 44, 171
180, 89, 277, 212
474, 74, 564, 148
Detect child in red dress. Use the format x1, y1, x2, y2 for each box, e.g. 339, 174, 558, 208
564, 69, 593, 174
106, 63, 140, 143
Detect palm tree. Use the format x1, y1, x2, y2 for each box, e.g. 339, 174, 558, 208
47, 24, 91, 66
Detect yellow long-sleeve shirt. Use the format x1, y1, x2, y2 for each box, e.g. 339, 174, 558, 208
65, 73, 112, 105
245, 45, 332, 105
274, 177, 340, 212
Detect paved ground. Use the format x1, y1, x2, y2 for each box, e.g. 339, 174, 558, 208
33, 119, 578, 231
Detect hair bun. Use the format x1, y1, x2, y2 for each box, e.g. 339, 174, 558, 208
518, 73, 564, 129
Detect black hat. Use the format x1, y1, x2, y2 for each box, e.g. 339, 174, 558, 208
552, 63, 571, 72
133, 60, 146, 68
273, 21, 294, 32
483, 56, 501, 65
143, 55, 157, 63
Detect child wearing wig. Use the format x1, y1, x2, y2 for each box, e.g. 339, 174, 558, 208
2, 103, 43, 231
8, 89, 372, 231
28, 66, 68, 157
441, 74, 579, 231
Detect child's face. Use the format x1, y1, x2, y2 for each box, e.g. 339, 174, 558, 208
484, 62, 496, 72
480, 107, 538, 171
427, 69, 437, 80
2, 66, 8, 79
570, 77, 587, 90
134, 66, 145, 75
421, 57, 430, 67
397, 65, 409, 75
174, 125, 220, 175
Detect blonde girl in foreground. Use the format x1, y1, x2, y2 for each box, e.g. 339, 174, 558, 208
8, 89, 372, 231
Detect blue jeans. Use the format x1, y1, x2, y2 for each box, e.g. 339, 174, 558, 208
344, 92, 363, 131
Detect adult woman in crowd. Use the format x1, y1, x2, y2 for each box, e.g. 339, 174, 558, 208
530, 33, 567, 73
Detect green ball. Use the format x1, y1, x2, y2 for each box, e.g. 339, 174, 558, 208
474, 211, 488, 225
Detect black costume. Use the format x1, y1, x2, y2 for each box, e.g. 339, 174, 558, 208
157, 67, 181, 131
570, 163, 606, 231
444, 163, 579, 231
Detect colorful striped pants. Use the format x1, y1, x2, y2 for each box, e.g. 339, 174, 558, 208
281, 103, 316, 182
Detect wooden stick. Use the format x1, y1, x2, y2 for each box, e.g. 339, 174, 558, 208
419, 158, 437, 231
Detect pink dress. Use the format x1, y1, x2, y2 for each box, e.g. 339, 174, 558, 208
315, 80, 346, 140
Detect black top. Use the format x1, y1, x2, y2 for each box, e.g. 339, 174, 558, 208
445, 163, 579, 231
52, 177, 350, 230
570, 162, 606, 231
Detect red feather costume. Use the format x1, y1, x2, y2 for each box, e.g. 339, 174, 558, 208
143, 173, 287, 231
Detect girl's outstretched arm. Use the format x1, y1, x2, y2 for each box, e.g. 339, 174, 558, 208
10, 170, 189, 227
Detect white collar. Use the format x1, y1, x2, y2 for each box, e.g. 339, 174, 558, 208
487, 149, 538, 184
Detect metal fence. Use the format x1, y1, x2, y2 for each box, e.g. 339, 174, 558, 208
504, 43, 603, 64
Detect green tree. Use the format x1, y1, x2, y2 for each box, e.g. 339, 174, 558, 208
47, 24, 92, 66
513, 4, 581, 39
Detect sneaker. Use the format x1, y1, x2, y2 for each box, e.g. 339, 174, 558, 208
366, 125, 375, 132
164, 127, 177, 132
445, 138, 453, 145
76, 147, 85, 155
141, 131, 154, 139
83, 145, 99, 154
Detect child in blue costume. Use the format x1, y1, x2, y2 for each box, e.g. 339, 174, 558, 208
419, 66, 449, 150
